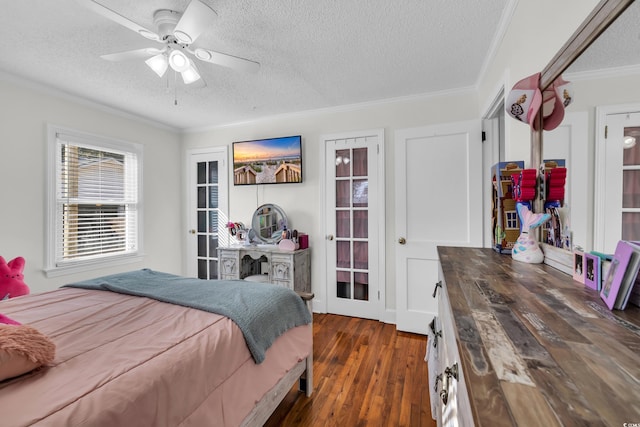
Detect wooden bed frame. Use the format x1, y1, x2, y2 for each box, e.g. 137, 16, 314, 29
242, 356, 312, 426
242, 291, 314, 426
0, 284, 315, 426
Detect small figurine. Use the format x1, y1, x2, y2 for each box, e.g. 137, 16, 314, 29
512, 204, 551, 264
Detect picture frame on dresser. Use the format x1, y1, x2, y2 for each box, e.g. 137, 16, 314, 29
614, 242, 640, 310
572, 250, 585, 284
583, 252, 601, 291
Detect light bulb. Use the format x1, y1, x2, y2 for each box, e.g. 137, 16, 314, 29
145, 54, 168, 77
169, 50, 189, 72
623, 135, 637, 149
181, 61, 201, 84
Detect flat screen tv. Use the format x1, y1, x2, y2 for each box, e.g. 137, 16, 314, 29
232, 135, 303, 185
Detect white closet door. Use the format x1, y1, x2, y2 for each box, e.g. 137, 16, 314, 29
395, 120, 482, 334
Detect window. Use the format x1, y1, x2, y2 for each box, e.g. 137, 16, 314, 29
505, 210, 519, 230
46, 126, 143, 276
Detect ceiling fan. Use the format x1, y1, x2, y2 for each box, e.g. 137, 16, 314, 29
76, 0, 260, 85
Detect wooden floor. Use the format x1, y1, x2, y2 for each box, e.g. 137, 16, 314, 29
265, 313, 436, 427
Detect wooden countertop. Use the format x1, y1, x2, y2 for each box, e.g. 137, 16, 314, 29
437, 246, 640, 426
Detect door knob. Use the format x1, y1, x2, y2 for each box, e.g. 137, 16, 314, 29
327, 234, 334, 241
398, 237, 406, 245
189, 229, 196, 234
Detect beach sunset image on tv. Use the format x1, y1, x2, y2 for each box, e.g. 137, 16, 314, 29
233, 135, 303, 185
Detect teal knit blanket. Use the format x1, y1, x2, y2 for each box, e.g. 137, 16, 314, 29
66, 269, 311, 363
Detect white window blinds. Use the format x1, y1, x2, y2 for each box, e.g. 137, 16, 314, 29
54, 133, 139, 264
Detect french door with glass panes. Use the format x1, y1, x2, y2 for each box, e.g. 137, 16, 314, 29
186, 147, 228, 279
325, 131, 383, 320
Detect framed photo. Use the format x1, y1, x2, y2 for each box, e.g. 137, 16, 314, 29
583, 253, 601, 291
573, 250, 585, 284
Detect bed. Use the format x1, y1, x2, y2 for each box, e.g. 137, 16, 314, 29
0, 269, 313, 426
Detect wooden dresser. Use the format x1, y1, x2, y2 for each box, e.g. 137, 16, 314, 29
217, 246, 311, 293
434, 246, 640, 426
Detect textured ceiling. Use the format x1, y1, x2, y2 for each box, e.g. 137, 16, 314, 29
567, 0, 640, 74
0, 1, 637, 131
0, 0, 511, 130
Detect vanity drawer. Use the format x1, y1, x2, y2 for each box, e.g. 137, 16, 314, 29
218, 249, 239, 279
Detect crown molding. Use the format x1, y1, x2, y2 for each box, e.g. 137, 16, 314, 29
185, 85, 477, 133
0, 70, 179, 134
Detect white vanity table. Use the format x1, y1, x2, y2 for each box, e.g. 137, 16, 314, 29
219, 203, 311, 293
217, 245, 311, 293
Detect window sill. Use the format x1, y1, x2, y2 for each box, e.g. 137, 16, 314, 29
44, 253, 145, 278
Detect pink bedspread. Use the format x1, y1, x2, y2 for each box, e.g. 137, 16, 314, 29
0, 288, 312, 426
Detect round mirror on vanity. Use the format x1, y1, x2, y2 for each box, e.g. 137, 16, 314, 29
251, 203, 288, 244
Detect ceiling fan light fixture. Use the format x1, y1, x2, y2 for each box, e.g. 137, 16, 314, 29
169, 50, 189, 72
194, 48, 212, 61
173, 30, 193, 44
181, 61, 201, 84
145, 53, 169, 77
624, 135, 637, 149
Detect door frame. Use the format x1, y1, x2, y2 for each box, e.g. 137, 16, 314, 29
184, 146, 229, 277
319, 129, 386, 321
595, 103, 640, 252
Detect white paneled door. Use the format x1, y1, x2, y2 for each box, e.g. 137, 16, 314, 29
186, 147, 228, 279
544, 112, 589, 250
395, 121, 482, 334
596, 108, 640, 253
324, 130, 384, 320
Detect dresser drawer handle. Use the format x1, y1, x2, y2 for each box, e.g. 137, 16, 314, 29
440, 375, 449, 405
440, 363, 459, 406
432, 281, 442, 298
433, 329, 442, 348
445, 363, 459, 381
434, 373, 443, 393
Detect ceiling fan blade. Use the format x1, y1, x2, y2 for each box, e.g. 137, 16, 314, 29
173, 0, 218, 44
101, 48, 163, 62
192, 48, 260, 73
75, 0, 161, 41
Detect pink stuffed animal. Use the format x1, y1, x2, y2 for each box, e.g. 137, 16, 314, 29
0, 256, 30, 300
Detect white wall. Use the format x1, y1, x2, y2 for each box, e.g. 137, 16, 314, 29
0, 78, 183, 293
478, 0, 600, 165
181, 91, 479, 313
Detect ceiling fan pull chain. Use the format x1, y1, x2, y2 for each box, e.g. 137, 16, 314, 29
174, 71, 178, 106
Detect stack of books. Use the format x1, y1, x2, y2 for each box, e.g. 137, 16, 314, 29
600, 240, 640, 310
628, 275, 640, 308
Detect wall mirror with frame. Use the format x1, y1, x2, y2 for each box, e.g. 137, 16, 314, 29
533, 0, 640, 258
251, 203, 289, 244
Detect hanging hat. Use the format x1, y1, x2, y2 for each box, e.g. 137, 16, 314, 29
541, 76, 573, 131
505, 72, 542, 128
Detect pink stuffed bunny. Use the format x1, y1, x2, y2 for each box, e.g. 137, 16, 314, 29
512, 204, 551, 264
0, 256, 30, 300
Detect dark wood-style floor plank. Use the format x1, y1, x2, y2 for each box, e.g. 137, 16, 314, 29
264, 314, 436, 427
